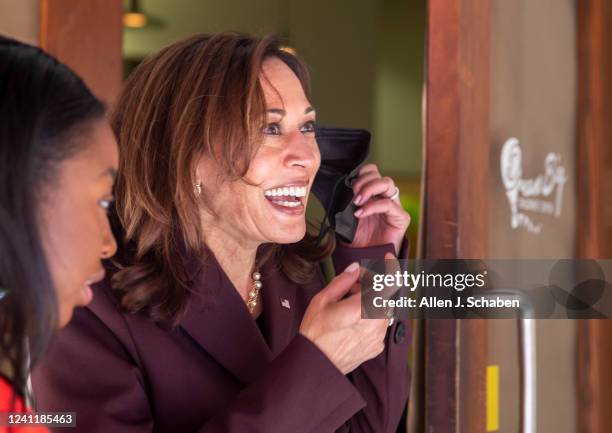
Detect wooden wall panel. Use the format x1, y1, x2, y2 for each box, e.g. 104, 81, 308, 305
424, 0, 489, 432
576, 1, 612, 432
39, 0, 123, 105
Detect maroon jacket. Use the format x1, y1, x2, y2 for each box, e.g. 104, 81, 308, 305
32, 240, 410, 433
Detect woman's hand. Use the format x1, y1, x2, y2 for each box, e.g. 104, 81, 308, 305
299, 261, 390, 375
350, 163, 410, 255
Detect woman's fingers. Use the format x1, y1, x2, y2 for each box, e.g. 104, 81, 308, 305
358, 163, 380, 177
329, 290, 363, 327
351, 163, 381, 199
353, 176, 396, 206
334, 291, 389, 337
352, 171, 380, 200
348, 281, 361, 296
354, 197, 409, 225
318, 262, 361, 304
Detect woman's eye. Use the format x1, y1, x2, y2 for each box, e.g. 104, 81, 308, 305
263, 123, 281, 135
98, 195, 115, 211
300, 121, 316, 134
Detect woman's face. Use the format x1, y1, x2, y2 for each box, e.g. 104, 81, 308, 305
40, 120, 118, 327
197, 57, 321, 246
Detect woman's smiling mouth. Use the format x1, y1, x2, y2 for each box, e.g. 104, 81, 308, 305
263, 183, 308, 214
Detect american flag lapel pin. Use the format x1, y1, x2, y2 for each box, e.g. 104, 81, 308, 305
280, 298, 291, 309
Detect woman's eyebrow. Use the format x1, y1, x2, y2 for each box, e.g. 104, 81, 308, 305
267, 108, 285, 116
267, 106, 316, 116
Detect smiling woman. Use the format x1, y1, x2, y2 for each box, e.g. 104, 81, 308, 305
32, 33, 412, 433
109, 36, 333, 322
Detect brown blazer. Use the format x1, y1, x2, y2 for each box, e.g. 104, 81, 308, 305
32, 240, 411, 433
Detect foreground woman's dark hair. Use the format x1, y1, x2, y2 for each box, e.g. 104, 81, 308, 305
0, 36, 105, 398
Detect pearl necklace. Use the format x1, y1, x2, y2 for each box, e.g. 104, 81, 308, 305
246, 270, 262, 314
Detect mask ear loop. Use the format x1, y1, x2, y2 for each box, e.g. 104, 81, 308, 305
315, 173, 348, 245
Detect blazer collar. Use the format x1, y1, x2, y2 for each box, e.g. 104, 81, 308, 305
178, 245, 297, 385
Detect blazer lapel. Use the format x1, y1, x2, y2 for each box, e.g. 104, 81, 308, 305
179, 250, 273, 385
259, 257, 297, 356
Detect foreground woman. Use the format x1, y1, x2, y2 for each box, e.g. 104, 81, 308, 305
0, 36, 118, 431
33, 33, 411, 433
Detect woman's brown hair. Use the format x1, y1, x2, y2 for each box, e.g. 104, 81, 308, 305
110, 33, 334, 324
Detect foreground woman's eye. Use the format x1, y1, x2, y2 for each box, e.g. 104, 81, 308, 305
300, 120, 316, 134
98, 195, 115, 211
263, 123, 281, 135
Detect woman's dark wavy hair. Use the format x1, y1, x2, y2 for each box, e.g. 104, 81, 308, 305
111, 33, 335, 325
0, 36, 105, 401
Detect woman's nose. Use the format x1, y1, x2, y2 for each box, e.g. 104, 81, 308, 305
100, 228, 117, 259
286, 132, 318, 169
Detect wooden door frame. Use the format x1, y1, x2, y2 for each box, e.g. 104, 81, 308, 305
576, 1, 612, 432
423, 1, 489, 432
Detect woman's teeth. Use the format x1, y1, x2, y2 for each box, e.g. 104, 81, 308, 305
264, 186, 307, 197
271, 200, 301, 207
263, 185, 307, 210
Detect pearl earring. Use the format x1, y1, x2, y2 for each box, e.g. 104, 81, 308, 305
194, 182, 202, 195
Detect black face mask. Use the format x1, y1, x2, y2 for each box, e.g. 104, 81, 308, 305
311, 127, 370, 244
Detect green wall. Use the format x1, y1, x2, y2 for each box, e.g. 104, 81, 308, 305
374, 0, 425, 177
